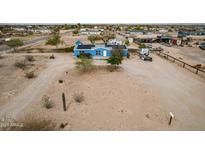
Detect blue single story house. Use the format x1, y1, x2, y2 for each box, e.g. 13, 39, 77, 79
73, 40, 128, 58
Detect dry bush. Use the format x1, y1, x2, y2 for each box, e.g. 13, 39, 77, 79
14, 60, 26, 69
3, 115, 56, 131
41, 95, 54, 109
25, 71, 35, 79
107, 65, 120, 72
25, 55, 35, 62
0, 54, 3, 59
73, 92, 84, 103
49, 54, 55, 59
75, 58, 93, 72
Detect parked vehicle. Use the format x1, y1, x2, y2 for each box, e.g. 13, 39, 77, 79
139, 48, 153, 61
199, 43, 205, 50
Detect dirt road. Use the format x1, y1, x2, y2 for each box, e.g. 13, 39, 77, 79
0, 53, 74, 118
122, 55, 205, 130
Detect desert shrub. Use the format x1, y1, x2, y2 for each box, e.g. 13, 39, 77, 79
14, 60, 26, 69
73, 92, 84, 103
3, 115, 56, 131
49, 54, 55, 59
41, 95, 54, 109
25, 71, 35, 79
75, 58, 93, 72
25, 55, 35, 62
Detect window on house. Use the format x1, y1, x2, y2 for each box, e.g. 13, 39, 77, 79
96, 50, 101, 55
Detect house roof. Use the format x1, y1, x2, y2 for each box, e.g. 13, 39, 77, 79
105, 44, 127, 49
76, 44, 127, 50
76, 44, 95, 49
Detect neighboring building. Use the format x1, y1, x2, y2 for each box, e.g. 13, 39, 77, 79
80, 28, 104, 35
178, 31, 205, 37
157, 35, 172, 43
171, 38, 182, 46
127, 30, 152, 35
107, 39, 122, 45
73, 41, 128, 58
128, 37, 133, 43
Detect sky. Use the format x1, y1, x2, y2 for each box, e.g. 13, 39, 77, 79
0, 0, 205, 23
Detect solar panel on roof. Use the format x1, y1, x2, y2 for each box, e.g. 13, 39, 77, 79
105, 44, 126, 49
77, 45, 95, 49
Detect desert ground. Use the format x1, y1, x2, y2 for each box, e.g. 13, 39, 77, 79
1, 49, 205, 130
1, 32, 205, 130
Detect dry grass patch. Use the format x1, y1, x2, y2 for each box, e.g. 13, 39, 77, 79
25, 55, 35, 62
41, 95, 54, 109
14, 60, 26, 69
25, 71, 35, 79
73, 92, 84, 103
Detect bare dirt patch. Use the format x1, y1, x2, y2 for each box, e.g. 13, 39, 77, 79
23, 65, 174, 130
0, 53, 49, 107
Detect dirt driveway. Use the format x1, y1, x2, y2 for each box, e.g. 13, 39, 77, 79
122, 54, 205, 130
0, 53, 74, 119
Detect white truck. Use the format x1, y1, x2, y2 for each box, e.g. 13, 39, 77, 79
139, 48, 152, 61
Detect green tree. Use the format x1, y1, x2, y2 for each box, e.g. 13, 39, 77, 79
139, 44, 146, 49
107, 49, 123, 71
46, 34, 61, 48
75, 56, 93, 72
125, 39, 130, 46
6, 39, 24, 51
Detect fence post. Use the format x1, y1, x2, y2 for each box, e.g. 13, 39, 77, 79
62, 92, 66, 111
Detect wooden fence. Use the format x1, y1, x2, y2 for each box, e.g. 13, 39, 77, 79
156, 51, 205, 75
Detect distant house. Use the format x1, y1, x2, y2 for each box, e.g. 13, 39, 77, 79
80, 28, 104, 35
178, 31, 205, 37
127, 30, 152, 35
73, 41, 128, 58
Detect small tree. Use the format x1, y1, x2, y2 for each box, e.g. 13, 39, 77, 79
125, 39, 130, 46
76, 56, 93, 72
139, 44, 146, 49
107, 49, 123, 71
46, 34, 61, 48
6, 39, 23, 52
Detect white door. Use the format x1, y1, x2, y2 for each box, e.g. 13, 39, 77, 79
103, 50, 106, 57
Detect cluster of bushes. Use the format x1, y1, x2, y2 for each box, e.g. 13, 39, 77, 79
41, 95, 54, 109
6, 39, 24, 51
14, 55, 35, 69
14, 55, 37, 79
46, 34, 61, 48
